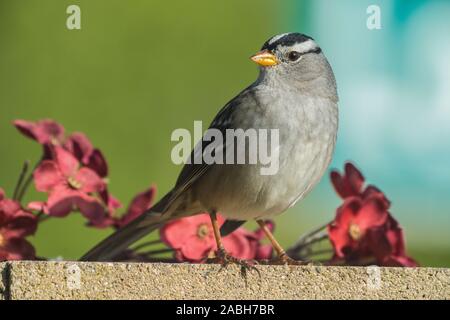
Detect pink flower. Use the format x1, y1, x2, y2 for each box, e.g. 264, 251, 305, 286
0, 189, 37, 261
31, 147, 105, 220
160, 213, 273, 262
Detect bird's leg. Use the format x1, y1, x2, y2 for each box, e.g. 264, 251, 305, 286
208, 211, 257, 272
256, 219, 307, 265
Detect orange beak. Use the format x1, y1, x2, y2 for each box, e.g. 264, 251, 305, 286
250, 50, 279, 67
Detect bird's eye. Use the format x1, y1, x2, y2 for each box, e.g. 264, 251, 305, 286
287, 51, 301, 61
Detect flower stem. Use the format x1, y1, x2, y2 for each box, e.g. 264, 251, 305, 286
131, 239, 163, 252
13, 160, 30, 200
17, 159, 41, 202
286, 221, 330, 255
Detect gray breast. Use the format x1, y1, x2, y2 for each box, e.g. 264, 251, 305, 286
193, 88, 338, 220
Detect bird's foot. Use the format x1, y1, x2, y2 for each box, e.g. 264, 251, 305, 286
272, 253, 311, 266
208, 248, 259, 277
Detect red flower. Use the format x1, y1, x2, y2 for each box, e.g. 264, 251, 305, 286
0, 189, 37, 261
328, 195, 389, 258
160, 213, 272, 262
328, 163, 418, 267
13, 119, 65, 145
31, 147, 105, 220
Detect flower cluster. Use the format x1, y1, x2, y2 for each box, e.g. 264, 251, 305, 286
14, 119, 156, 229
327, 163, 418, 267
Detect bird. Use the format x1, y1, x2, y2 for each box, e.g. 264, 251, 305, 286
80, 32, 338, 265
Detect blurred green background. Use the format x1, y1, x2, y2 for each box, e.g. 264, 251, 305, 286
0, 0, 449, 266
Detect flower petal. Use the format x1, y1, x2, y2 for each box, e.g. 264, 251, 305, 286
362, 185, 391, 208
54, 147, 79, 177
65, 132, 94, 164
87, 149, 109, 178
330, 163, 365, 198
160, 218, 194, 248
0, 238, 36, 261
355, 196, 389, 231
13, 119, 38, 141
88, 215, 116, 229
13, 119, 65, 145
334, 197, 361, 227
75, 194, 106, 222
328, 223, 352, 258
27, 201, 48, 213
180, 234, 214, 261
345, 162, 365, 194
223, 229, 253, 260
256, 244, 273, 260
119, 186, 156, 227
384, 216, 406, 256
75, 167, 104, 193
3, 209, 38, 238
382, 255, 419, 267
0, 198, 21, 217
46, 187, 78, 217
33, 160, 63, 192
0, 188, 5, 201
160, 213, 215, 249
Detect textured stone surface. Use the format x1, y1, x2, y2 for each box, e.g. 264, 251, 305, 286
1, 261, 449, 300
0, 262, 7, 300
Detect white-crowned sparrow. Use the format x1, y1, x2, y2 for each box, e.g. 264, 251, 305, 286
81, 32, 338, 264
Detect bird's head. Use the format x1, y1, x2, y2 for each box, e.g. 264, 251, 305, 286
251, 32, 336, 96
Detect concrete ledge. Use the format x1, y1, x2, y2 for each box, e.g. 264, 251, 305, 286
0, 263, 7, 300
1, 261, 449, 299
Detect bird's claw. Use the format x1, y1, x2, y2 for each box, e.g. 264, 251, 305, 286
208, 248, 259, 276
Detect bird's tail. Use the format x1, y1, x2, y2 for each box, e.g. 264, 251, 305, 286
80, 192, 175, 262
